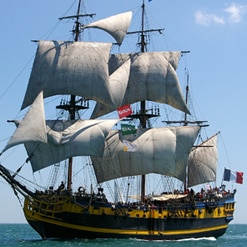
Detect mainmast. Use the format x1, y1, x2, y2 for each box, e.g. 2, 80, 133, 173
56, 0, 92, 191
128, 0, 164, 202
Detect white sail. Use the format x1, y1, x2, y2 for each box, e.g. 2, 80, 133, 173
24, 119, 119, 172
21, 41, 113, 109
83, 11, 132, 44
92, 125, 200, 183
93, 57, 131, 118
91, 51, 189, 118
1, 92, 47, 153
108, 51, 181, 74
188, 134, 218, 187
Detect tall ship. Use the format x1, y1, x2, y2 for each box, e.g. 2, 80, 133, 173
0, 0, 241, 240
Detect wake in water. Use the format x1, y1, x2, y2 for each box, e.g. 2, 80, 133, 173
133, 236, 216, 242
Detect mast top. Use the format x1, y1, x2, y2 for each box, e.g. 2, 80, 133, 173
131, 0, 164, 52
58, 0, 95, 42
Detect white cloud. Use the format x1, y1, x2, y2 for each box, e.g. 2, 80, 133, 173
195, 3, 247, 26
224, 3, 247, 23
195, 11, 224, 26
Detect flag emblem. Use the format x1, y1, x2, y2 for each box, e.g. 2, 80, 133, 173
121, 124, 137, 135
117, 104, 132, 119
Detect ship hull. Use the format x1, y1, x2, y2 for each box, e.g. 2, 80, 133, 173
24, 194, 235, 240
27, 217, 228, 240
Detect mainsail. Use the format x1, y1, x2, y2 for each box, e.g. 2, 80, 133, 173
92, 125, 200, 183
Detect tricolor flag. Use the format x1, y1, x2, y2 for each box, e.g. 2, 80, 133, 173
121, 124, 137, 136
223, 168, 243, 184
117, 104, 132, 119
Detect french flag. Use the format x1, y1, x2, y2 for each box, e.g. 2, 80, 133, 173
223, 168, 243, 184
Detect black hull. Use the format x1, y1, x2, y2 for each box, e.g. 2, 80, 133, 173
26, 211, 229, 240
22, 189, 235, 240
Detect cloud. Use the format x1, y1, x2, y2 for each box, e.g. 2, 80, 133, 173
224, 3, 247, 23
195, 3, 247, 26
195, 11, 224, 26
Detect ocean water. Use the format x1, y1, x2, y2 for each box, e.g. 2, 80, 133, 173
0, 224, 246, 247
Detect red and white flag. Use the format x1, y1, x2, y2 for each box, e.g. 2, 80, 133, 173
117, 104, 132, 119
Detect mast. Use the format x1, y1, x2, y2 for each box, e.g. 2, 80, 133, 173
183, 51, 191, 126
67, 0, 81, 192
128, 0, 164, 202
56, 0, 91, 191
140, 0, 147, 204
183, 56, 190, 191
183, 63, 189, 191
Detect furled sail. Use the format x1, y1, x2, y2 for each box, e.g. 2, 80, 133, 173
91, 125, 200, 183
21, 41, 113, 109
1, 92, 47, 154
24, 119, 119, 172
91, 51, 190, 118
82, 11, 132, 45
187, 134, 218, 187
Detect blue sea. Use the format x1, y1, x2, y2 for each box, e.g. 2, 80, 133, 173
0, 224, 246, 247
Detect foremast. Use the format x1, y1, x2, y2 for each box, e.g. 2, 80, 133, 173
56, 0, 91, 191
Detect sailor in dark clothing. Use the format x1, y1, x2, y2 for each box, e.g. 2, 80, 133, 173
58, 181, 65, 191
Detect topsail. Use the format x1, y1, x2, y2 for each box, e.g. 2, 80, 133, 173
91, 51, 190, 118
21, 41, 113, 110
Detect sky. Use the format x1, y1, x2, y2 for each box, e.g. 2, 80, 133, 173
0, 0, 247, 224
